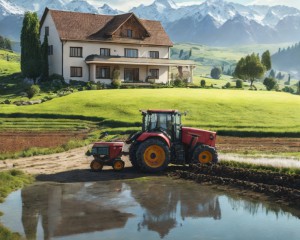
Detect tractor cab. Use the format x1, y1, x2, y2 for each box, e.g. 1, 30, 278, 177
141, 110, 182, 141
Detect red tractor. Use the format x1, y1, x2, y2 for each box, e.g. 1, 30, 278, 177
90, 109, 218, 172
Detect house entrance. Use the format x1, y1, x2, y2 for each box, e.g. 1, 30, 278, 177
124, 68, 139, 82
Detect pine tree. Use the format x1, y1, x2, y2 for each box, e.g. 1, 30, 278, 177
41, 34, 49, 81
261, 50, 271, 71
20, 12, 41, 84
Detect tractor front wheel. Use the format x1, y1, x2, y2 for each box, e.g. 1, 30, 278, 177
192, 145, 218, 164
90, 160, 104, 171
136, 138, 170, 173
113, 159, 125, 171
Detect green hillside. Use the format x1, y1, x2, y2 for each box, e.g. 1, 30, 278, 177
1, 89, 299, 136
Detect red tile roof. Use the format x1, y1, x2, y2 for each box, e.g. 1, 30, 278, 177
40, 8, 173, 46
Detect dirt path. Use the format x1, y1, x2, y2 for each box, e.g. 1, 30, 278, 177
0, 141, 299, 177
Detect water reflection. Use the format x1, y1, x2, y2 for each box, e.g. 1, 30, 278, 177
0, 178, 298, 240
21, 182, 134, 240
20, 179, 221, 239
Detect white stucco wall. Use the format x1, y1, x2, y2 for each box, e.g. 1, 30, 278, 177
40, 13, 62, 77
40, 11, 171, 84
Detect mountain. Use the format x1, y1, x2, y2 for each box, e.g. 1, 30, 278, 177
1, 0, 300, 46
272, 42, 300, 78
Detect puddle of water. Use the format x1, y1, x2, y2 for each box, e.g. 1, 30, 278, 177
0, 177, 299, 240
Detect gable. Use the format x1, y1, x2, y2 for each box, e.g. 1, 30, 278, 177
40, 8, 173, 46
112, 14, 150, 40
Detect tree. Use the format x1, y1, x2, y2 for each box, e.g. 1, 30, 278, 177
263, 77, 277, 91
210, 67, 222, 79
41, 34, 49, 81
261, 50, 271, 71
234, 53, 265, 87
297, 81, 300, 95
269, 69, 275, 78
21, 12, 41, 84
0, 35, 12, 50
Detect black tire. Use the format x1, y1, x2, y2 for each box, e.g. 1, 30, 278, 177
113, 159, 125, 171
90, 160, 103, 171
129, 142, 140, 169
192, 145, 218, 164
136, 138, 170, 173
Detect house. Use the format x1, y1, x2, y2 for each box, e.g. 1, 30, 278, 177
40, 8, 195, 84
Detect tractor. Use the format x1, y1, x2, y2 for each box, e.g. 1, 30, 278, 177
90, 109, 218, 172
127, 109, 217, 172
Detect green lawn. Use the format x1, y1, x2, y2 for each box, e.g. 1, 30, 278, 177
1, 88, 299, 136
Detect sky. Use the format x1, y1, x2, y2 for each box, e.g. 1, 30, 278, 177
88, 0, 300, 11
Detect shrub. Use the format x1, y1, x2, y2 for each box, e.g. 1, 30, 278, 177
211, 67, 222, 79
49, 73, 64, 81
200, 79, 206, 87
26, 85, 40, 99
225, 82, 231, 88
173, 78, 184, 87
263, 77, 277, 91
111, 79, 121, 89
282, 86, 295, 93
236, 79, 243, 88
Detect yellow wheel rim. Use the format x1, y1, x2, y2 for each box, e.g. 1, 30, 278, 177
143, 145, 166, 168
198, 151, 213, 164
114, 161, 123, 170
91, 161, 102, 170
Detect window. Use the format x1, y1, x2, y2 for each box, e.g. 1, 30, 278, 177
149, 51, 159, 59
149, 69, 159, 79
125, 48, 138, 58
45, 26, 49, 36
126, 29, 133, 38
48, 45, 53, 55
70, 47, 82, 57
100, 48, 110, 56
96, 66, 110, 79
70, 67, 82, 77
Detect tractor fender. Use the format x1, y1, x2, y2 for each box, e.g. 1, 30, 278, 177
136, 132, 171, 148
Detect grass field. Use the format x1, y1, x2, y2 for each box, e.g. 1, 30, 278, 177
1, 89, 299, 136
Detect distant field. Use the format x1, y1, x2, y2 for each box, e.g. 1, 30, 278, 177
171, 42, 295, 77
0, 50, 20, 76
1, 89, 299, 136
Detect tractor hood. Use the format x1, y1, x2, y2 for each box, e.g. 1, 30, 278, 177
181, 127, 217, 147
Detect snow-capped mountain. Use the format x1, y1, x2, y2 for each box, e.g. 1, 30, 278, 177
1, 0, 300, 46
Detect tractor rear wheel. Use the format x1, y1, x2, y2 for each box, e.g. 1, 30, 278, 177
136, 138, 170, 173
129, 142, 140, 169
90, 160, 104, 171
192, 145, 218, 164
113, 159, 125, 171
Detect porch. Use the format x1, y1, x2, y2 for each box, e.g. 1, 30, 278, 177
85, 55, 195, 85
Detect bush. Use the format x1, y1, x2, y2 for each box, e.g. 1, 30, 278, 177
236, 79, 243, 88
211, 67, 222, 79
282, 86, 295, 93
111, 79, 121, 89
263, 77, 277, 91
173, 78, 184, 87
200, 79, 206, 88
49, 73, 64, 82
26, 85, 40, 99
225, 82, 231, 88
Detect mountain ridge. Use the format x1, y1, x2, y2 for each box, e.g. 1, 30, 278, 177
1, 0, 300, 45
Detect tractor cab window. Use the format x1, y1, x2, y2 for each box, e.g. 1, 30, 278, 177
147, 113, 173, 134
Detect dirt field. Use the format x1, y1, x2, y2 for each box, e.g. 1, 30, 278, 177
0, 133, 299, 178
0, 131, 88, 153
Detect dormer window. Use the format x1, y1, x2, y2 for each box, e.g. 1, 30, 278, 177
126, 29, 133, 38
